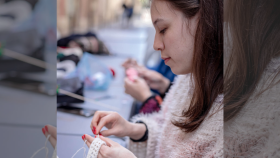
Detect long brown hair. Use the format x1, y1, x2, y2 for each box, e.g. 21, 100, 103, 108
224, 0, 280, 121
159, 0, 224, 133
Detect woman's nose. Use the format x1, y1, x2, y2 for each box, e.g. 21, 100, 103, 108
153, 34, 164, 51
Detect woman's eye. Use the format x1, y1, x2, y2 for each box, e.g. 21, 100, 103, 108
160, 28, 166, 34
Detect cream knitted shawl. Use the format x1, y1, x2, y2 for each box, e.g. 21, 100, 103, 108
128, 74, 224, 158
224, 56, 280, 157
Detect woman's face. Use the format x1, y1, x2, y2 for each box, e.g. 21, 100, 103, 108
151, 0, 199, 75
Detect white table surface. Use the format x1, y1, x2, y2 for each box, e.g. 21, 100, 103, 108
0, 125, 55, 158
0, 86, 56, 126
0, 51, 57, 157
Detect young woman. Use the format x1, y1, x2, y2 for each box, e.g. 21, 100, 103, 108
224, 0, 280, 157
82, 0, 223, 157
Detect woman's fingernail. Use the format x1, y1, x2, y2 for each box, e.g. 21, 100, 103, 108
42, 128, 45, 135
82, 135, 85, 140
45, 126, 48, 132
95, 135, 96, 138
92, 127, 96, 135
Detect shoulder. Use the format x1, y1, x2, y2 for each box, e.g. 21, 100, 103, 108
225, 56, 280, 132
248, 56, 280, 111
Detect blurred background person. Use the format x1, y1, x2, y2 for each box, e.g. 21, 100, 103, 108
122, 58, 175, 114
122, 0, 134, 28
57, 31, 110, 55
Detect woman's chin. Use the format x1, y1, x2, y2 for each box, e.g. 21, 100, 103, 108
170, 67, 191, 75
170, 67, 180, 75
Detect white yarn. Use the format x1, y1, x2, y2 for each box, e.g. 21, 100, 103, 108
30, 134, 50, 158
72, 135, 107, 158
71, 140, 88, 158
31, 134, 106, 158
86, 135, 107, 158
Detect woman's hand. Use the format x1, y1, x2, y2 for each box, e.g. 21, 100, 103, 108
90, 111, 131, 137
141, 69, 170, 94
42, 125, 57, 148
122, 58, 170, 94
122, 59, 147, 75
90, 111, 146, 140
124, 77, 152, 102
83, 135, 136, 158
122, 58, 138, 70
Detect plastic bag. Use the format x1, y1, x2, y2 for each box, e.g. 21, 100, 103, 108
67, 52, 112, 90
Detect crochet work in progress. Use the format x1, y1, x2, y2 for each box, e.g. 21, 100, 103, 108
87, 136, 106, 158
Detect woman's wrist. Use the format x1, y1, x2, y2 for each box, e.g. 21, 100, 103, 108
125, 151, 137, 158
159, 77, 170, 94
127, 122, 146, 140
140, 91, 153, 102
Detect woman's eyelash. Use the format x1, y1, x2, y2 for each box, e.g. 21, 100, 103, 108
160, 28, 166, 34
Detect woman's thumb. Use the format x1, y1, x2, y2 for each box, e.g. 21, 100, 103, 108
100, 129, 116, 137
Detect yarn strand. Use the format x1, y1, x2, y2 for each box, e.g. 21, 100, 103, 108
30, 135, 50, 158
71, 140, 88, 158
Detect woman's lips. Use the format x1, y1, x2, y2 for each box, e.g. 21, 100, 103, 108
162, 57, 171, 64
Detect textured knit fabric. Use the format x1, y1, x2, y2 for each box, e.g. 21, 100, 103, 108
87, 138, 106, 158
224, 56, 280, 157
128, 74, 224, 158
140, 95, 162, 114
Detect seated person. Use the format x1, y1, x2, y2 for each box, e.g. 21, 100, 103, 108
122, 58, 176, 114
57, 32, 110, 55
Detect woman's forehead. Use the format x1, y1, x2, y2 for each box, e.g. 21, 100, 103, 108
151, 1, 178, 23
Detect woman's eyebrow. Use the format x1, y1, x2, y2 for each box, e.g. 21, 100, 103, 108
153, 18, 164, 25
